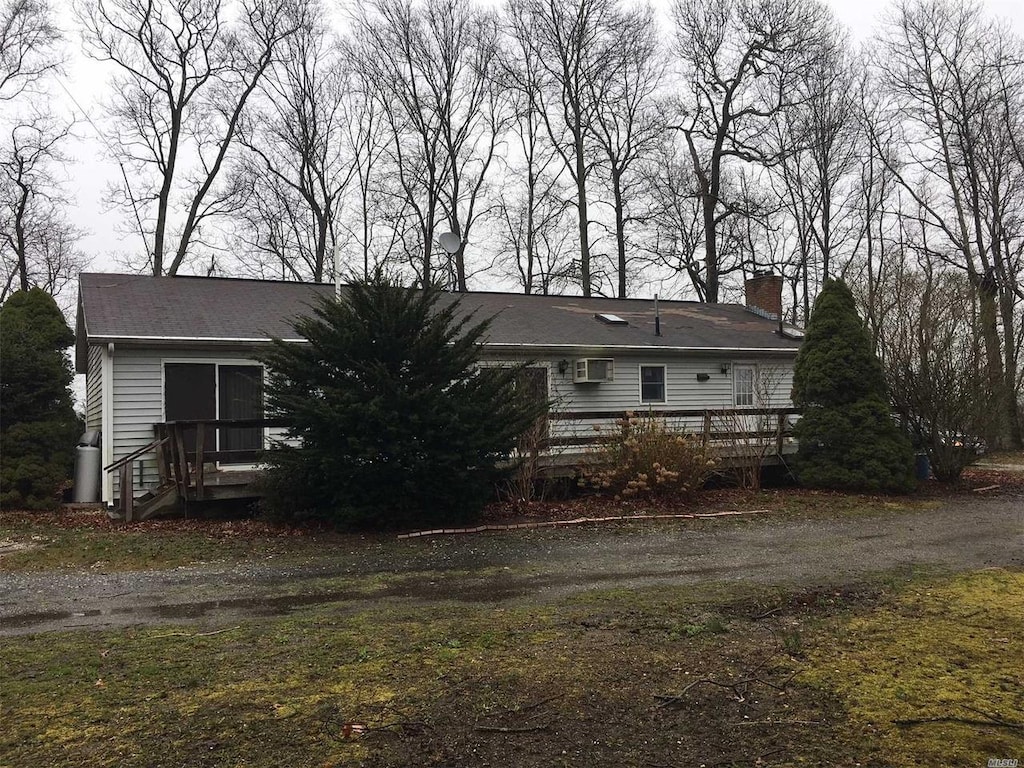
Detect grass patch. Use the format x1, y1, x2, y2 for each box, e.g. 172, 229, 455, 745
0, 582, 851, 767
805, 568, 1024, 767
0, 511, 360, 572
7, 568, 1020, 766
978, 450, 1024, 466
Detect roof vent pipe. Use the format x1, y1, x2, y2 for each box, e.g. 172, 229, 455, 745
654, 294, 661, 337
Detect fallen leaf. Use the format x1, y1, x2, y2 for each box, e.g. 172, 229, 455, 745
341, 723, 366, 740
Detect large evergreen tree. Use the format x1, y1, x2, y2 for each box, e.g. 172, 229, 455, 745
258, 273, 546, 529
0, 288, 83, 509
792, 279, 914, 492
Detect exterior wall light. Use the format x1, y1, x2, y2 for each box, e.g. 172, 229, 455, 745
558, 359, 569, 375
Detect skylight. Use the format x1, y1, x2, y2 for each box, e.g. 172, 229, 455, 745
594, 313, 628, 325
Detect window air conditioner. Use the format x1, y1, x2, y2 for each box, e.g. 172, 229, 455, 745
574, 358, 614, 383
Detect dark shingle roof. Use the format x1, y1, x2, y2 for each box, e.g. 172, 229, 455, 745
77, 273, 800, 363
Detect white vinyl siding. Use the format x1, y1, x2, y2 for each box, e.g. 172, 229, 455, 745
85, 345, 103, 431
481, 351, 796, 446
103, 343, 795, 499
109, 347, 282, 498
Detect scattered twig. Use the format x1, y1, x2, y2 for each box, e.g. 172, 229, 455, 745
481, 694, 564, 717
961, 704, 1023, 727
656, 677, 754, 705
656, 662, 799, 707
736, 719, 823, 726
755, 668, 802, 692
150, 625, 240, 639
475, 723, 550, 733
972, 484, 1000, 493
750, 606, 784, 620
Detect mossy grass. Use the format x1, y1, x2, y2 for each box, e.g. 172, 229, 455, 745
4, 568, 1020, 766
804, 568, 1024, 767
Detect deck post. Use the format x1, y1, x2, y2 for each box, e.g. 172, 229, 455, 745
120, 461, 134, 522
195, 424, 205, 501
173, 425, 191, 493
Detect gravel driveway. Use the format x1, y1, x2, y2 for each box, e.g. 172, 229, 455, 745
1, 494, 1021, 636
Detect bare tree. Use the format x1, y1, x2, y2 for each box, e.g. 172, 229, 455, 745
0, 0, 78, 305
872, 0, 1023, 448
766, 29, 859, 322
643, 136, 706, 299
587, 4, 664, 298
493, 0, 574, 294
336, 61, 401, 280
232, 12, 359, 282
670, 0, 833, 303
76, 0, 307, 276
0, 0, 60, 101
845, 72, 904, 343
350, 0, 505, 291
0, 113, 86, 306
512, 0, 623, 297
869, 248, 993, 480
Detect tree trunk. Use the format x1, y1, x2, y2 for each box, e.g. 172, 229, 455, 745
575, 131, 591, 297
613, 169, 626, 298
702, 189, 719, 303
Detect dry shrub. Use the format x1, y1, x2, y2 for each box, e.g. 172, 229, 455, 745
579, 412, 717, 499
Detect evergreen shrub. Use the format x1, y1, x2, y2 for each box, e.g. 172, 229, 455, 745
257, 273, 546, 529
792, 280, 914, 492
0, 288, 83, 509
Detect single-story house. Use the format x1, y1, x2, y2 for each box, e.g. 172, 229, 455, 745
76, 271, 802, 513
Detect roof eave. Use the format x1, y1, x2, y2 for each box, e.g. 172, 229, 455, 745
480, 342, 800, 355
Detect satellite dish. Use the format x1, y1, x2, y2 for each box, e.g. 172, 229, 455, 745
438, 232, 461, 254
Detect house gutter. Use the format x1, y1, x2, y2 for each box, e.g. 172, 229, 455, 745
83, 335, 800, 355
480, 343, 800, 355
101, 342, 114, 506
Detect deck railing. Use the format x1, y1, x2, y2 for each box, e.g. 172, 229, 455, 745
153, 418, 290, 503
543, 407, 800, 453
107, 409, 799, 520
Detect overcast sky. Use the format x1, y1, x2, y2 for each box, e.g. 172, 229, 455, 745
50, 0, 1024, 275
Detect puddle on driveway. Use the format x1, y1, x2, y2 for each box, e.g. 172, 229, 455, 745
0, 578, 537, 633
0, 563, 762, 634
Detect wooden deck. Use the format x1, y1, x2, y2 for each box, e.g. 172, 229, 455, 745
104, 418, 287, 521
105, 409, 799, 521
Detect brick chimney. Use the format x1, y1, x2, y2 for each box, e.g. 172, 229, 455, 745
744, 272, 783, 320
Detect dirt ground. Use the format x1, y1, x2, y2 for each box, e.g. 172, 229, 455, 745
1, 492, 1021, 636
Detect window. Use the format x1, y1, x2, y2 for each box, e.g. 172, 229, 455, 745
218, 365, 264, 453
164, 362, 264, 463
640, 365, 666, 404
734, 365, 756, 407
